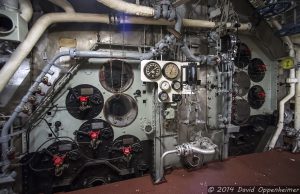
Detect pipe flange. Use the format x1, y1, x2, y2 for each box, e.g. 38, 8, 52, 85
69, 48, 77, 58
287, 78, 298, 83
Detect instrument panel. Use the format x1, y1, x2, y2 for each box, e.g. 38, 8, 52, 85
141, 60, 201, 102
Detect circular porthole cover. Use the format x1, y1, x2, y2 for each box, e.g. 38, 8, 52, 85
104, 94, 138, 127
99, 60, 134, 93
248, 58, 266, 82
234, 43, 251, 68
75, 119, 114, 159
65, 84, 104, 120
233, 71, 251, 96
248, 85, 266, 109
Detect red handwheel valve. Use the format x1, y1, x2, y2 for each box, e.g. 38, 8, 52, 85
52, 155, 65, 167
122, 146, 132, 157
89, 131, 100, 140
258, 91, 266, 99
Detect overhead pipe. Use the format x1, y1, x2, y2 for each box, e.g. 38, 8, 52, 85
0, 12, 251, 93
268, 20, 297, 149
19, 0, 33, 22
48, 0, 75, 13
96, 0, 155, 17
272, 20, 295, 57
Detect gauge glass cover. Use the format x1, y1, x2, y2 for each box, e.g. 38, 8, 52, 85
144, 62, 162, 80
163, 62, 179, 80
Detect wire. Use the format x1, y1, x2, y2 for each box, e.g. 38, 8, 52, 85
41, 118, 59, 140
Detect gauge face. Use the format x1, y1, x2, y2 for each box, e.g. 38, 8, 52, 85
144, 62, 162, 80
163, 62, 179, 80
158, 91, 169, 102
160, 81, 170, 91
172, 80, 181, 90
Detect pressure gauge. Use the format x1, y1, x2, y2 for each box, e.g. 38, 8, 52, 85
144, 62, 162, 80
162, 62, 180, 80
160, 81, 170, 91
158, 91, 169, 102
172, 80, 181, 91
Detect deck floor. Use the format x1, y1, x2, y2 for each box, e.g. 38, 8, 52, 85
58, 150, 300, 194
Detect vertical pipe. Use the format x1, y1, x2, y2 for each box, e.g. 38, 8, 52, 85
294, 49, 300, 130
269, 69, 296, 149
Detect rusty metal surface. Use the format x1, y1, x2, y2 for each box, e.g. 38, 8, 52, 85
58, 150, 300, 194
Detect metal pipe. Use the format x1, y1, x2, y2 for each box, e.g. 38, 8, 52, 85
268, 20, 296, 149
156, 149, 178, 183
48, 0, 75, 13
19, 0, 32, 22
294, 48, 300, 130
0, 12, 251, 93
180, 44, 218, 65
227, 62, 233, 124
269, 69, 296, 149
88, 58, 140, 64
156, 144, 215, 183
97, 0, 155, 17
191, 146, 216, 155
1, 51, 70, 166
272, 20, 295, 57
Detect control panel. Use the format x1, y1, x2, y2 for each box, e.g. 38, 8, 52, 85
141, 60, 201, 102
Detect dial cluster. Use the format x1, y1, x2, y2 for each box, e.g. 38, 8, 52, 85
142, 60, 187, 103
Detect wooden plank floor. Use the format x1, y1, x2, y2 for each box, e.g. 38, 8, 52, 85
58, 150, 300, 194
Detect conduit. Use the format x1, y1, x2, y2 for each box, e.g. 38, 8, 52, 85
0, 13, 251, 93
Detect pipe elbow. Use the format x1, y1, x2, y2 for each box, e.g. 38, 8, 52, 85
191, 147, 216, 155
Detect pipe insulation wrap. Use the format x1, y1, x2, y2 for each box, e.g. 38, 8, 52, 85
97, 0, 155, 17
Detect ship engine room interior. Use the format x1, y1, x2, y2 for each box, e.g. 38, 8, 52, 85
0, 0, 300, 193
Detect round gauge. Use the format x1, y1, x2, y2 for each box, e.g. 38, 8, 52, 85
162, 62, 179, 80
160, 81, 170, 91
158, 91, 169, 102
144, 62, 162, 80
172, 80, 181, 91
